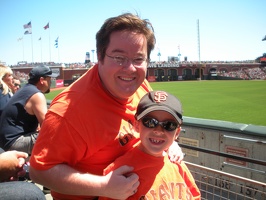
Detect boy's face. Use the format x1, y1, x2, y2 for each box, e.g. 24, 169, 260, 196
136, 110, 180, 157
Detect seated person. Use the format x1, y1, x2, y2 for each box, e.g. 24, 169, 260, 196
0, 64, 13, 116
0, 148, 45, 200
11, 75, 21, 93
0, 65, 58, 154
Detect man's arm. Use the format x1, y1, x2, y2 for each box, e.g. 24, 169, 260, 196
25, 92, 47, 127
30, 164, 139, 199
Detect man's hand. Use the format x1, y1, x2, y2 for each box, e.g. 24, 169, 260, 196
102, 165, 139, 199
167, 141, 184, 164
0, 151, 28, 182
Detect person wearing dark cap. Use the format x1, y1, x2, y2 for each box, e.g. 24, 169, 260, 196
0, 65, 58, 155
99, 91, 201, 200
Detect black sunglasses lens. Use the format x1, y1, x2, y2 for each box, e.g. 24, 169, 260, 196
142, 117, 157, 128
163, 121, 178, 131
142, 117, 177, 131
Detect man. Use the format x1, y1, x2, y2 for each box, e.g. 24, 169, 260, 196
0, 65, 58, 154
11, 75, 21, 93
30, 13, 183, 199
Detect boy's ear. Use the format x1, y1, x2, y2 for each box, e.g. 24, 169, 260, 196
134, 120, 140, 132
175, 126, 182, 139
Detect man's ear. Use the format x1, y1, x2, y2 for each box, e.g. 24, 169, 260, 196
39, 77, 45, 84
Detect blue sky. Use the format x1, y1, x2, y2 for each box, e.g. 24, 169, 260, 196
0, 0, 265, 66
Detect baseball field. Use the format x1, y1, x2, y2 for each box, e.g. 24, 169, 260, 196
46, 80, 266, 126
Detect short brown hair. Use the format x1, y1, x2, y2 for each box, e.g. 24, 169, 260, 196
96, 13, 156, 62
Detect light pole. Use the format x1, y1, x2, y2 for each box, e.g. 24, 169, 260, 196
157, 51, 161, 62
197, 19, 201, 80
91, 50, 95, 63
178, 45, 181, 63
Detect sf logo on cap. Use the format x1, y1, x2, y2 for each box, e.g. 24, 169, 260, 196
154, 91, 168, 103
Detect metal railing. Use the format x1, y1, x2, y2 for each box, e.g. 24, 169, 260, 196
179, 142, 266, 199
185, 162, 266, 200
178, 143, 266, 167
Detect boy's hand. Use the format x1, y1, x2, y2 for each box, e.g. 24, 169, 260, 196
168, 141, 184, 163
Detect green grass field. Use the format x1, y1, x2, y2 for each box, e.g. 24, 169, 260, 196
46, 80, 266, 126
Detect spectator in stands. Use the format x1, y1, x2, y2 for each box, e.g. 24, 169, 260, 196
11, 75, 21, 93
0, 148, 45, 200
0, 64, 13, 116
0, 65, 58, 154
29, 13, 184, 200
99, 91, 200, 200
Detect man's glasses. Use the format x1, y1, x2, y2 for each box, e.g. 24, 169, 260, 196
142, 117, 178, 132
105, 54, 148, 67
14, 83, 21, 87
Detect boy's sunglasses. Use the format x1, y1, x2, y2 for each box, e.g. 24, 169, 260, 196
142, 117, 178, 132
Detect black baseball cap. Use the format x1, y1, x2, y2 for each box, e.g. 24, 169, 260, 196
135, 91, 183, 124
29, 65, 58, 80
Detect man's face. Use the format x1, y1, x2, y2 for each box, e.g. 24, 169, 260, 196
98, 31, 148, 100
42, 76, 52, 94
12, 79, 21, 93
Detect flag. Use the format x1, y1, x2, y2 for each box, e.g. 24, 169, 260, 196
262, 35, 266, 41
24, 29, 32, 35
17, 37, 23, 41
54, 37, 59, 48
44, 23, 49, 30
23, 21, 31, 29
38, 37, 41, 40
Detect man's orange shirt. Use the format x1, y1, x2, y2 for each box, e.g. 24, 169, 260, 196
30, 64, 152, 199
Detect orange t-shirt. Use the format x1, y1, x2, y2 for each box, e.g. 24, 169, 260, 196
30, 64, 152, 199
100, 148, 201, 200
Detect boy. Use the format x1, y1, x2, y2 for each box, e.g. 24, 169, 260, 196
100, 91, 200, 199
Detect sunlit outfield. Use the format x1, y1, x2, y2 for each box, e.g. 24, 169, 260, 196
46, 80, 266, 126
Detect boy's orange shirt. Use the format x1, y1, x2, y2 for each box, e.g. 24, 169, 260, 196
100, 147, 201, 200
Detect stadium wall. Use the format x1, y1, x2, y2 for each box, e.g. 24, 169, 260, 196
179, 116, 266, 183
10, 62, 263, 86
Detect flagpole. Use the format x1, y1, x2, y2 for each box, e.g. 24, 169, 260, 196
58, 46, 60, 63
31, 33, 34, 63
30, 20, 34, 63
55, 37, 59, 63
40, 38, 43, 62
197, 19, 201, 80
58, 37, 60, 63
18, 37, 25, 61
19, 37, 25, 61
49, 23, 51, 61
23, 21, 33, 63
22, 37, 24, 61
